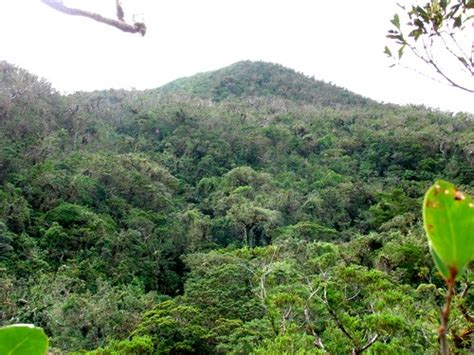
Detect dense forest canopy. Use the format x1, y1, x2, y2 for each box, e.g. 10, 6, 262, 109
0, 59, 473, 353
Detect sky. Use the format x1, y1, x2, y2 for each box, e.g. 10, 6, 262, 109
0, 0, 473, 113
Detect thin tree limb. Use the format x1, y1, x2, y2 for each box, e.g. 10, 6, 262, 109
303, 283, 325, 350
438, 31, 473, 75
458, 283, 474, 324
403, 40, 474, 92
41, 0, 146, 36
387, 1, 474, 93
357, 334, 380, 354
439, 271, 457, 355
428, 54, 474, 92
322, 287, 355, 343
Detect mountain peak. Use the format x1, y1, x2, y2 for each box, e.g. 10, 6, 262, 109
158, 60, 372, 107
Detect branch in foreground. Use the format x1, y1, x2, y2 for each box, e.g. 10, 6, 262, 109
439, 271, 457, 355
41, 0, 146, 36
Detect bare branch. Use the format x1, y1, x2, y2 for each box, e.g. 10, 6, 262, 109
446, 32, 473, 73
438, 31, 473, 75
322, 287, 355, 343
386, 0, 474, 93
303, 283, 325, 350
460, 282, 471, 299
428, 56, 474, 92
458, 283, 474, 324
41, 0, 146, 36
356, 334, 380, 354
402, 40, 474, 92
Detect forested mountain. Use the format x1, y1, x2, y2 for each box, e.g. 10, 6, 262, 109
157, 61, 372, 106
0, 60, 473, 354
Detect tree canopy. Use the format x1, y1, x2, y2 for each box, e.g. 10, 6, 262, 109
0, 60, 473, 353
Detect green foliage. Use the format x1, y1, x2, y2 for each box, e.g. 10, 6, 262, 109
182, 252, 265, 323
423, 180, 474, 279
375, 232, 431, 284
85, 336, 154, 355
253, 328, 324, 354
17, 272, 156, 351
273, 221, 338, 242
131, 300, 211, 354
369, 188, 419, 229
41, 202, 114, 265
1, 60, 473, 353
214, 319, 275, 354
0, 325, 48, 355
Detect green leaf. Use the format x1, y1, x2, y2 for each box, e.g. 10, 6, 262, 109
415, 6, 429, 22
453, 15, 462, 28
409, 29, 422, 40
391, 14, 400, 29
386, 34, 405, 43
430, 246, 449, 279
398, 45, 405, 59
413, 18, 425, 31
391, 14, 401, 29
423, 180, 474, 280
457, 56, 469, 68
439, 0, 448, 11
384, 46, 392, 57
0, 325, 48, 355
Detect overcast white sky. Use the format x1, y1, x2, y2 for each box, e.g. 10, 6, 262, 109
0, 1, 473, 113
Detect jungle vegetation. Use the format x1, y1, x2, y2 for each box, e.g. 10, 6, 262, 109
0, 60, 473, 353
